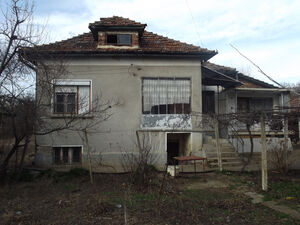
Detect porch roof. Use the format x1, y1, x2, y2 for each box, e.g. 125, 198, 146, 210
202, 65, 242, 88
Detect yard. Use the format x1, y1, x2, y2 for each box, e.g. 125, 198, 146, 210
0, 169, 300, 225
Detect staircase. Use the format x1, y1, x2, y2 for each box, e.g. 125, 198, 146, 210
203, 136, 243, 170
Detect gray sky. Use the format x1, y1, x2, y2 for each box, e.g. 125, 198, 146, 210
4, 0, 300, 85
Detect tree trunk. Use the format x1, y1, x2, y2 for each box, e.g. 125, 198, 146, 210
0, 140, 21, 184
83, 129, 93, 184
18, 135, 31, 173
241, 124, 253, 172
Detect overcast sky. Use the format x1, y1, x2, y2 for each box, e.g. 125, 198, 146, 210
3, 0, 300, 85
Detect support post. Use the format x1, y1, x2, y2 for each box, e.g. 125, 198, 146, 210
298, 119, 300, 143
214, 115, 222, 171
283, 116, 289, 172
260, 114, 268, 191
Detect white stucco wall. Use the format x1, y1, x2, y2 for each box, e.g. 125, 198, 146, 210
35, 56, 203, 172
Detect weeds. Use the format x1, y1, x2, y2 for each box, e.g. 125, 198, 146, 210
266, 182, 300, 200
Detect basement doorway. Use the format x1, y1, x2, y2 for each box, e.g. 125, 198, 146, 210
167, 133, 191, 165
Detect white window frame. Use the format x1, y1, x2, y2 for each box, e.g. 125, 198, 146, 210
52, 79, 92, 115
142, 77, 191, 115
52, 145, 83, 165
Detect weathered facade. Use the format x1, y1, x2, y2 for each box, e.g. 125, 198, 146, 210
30, 16, 290, 172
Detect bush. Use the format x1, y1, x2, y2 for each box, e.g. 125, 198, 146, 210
121, 133, 160, 188
268, 139, 291, 175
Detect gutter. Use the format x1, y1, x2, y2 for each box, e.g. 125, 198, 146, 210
22, 50, 217, 61
235, 87, 290, 92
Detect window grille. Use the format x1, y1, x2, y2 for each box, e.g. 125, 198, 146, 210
53, 147, 82, 165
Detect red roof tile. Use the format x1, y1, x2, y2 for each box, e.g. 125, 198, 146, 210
203, 62, 278, 88
290, 97, 300, 107
89, 16, 146, 27
33, 16, 216, 59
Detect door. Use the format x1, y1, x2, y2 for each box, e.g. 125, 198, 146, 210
202, 91, 215, 114
167, 141, 179, 165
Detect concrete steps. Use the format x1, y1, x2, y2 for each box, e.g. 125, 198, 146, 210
203, 137, 243, 170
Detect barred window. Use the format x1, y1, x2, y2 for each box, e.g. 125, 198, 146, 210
142, 78, 191, 114
53, 146, 82, 165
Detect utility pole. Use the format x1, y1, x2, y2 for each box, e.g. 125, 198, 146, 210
260, 114, 267, 191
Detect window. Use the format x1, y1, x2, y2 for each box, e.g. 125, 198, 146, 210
106, 34, 131, 45
55, 93, 76, 113
53, 146, 82, 165
53, 80, 91, 114
142, 78, 191, 114
237, 97, 273, 113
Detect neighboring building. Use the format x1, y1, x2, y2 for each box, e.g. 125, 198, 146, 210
290, 97, 300, 144
26, 16, 290, 172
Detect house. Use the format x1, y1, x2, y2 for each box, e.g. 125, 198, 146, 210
289, 97, 300, 144
25, 16, 291, 172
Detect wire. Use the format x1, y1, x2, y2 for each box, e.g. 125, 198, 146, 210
184, 0, 203, 46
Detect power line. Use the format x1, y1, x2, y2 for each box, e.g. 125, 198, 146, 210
184, 0, 203, 46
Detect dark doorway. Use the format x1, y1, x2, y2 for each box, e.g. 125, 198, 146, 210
167, 141, 179, 165
202, 91, 215, 114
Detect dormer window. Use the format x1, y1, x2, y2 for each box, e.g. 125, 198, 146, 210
106, 34, 132, 46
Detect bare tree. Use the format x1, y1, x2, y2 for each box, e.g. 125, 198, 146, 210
0, 0, 114, 183
0, 0, 41, 182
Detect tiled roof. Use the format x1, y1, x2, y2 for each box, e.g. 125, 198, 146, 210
203, 62, 278, 88
290, 97, 300, 108
31, 16, 216, 59
89, 16, 146, 27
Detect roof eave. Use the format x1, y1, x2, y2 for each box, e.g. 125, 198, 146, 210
24, 50, 217, 61
202, 65, 242, 88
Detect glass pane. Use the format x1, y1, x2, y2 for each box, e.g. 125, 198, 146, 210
250, 98, 272, 112
53, 147, 61, 164
119, 34, 131, 45
56, 94, 64, 103
67, 104, 76, 113
67, 94, 76, 104
66, 94, 76, 113
56, 103, 65, 113
63, 148, 69, 164
237, 98, 249, 112
72, 147, 81, 163
107, 34, 117, 44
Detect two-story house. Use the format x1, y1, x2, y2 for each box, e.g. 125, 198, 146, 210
25, 16, 290, 172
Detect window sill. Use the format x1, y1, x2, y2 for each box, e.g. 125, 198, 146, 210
51, 164, 82, 171
51, 114, 93, 119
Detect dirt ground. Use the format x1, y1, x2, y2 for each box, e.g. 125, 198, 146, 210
0, 169, 300, 225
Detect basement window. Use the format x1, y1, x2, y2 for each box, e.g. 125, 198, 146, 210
142, 78, 191, 114
106, 34, 131, 45
53, 146, 82, 165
